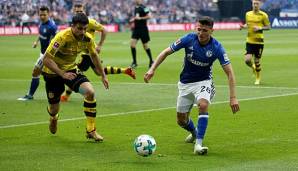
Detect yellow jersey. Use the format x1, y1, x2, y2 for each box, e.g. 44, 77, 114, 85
87, 18, 105, 39
43, 28, 97, 74
245, 10, 270, 44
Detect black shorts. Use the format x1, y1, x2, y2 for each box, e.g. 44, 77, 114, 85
78, 54, 95, 71
131, 27, 150, 44
42, 69, 89, 104
246, 43, 264, 59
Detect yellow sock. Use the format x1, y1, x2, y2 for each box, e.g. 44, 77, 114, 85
104, 66, 125, 74
86, 116, 96, 132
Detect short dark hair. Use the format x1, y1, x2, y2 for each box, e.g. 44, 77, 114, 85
198, 16, 214, 28
72, 13, 89, 25
39, 6, 49, 12
74, 3, 83, 8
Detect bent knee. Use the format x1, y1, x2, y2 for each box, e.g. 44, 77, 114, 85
198, 101, 209, 113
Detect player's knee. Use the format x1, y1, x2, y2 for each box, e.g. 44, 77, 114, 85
32, 68, 41, 77
176, 112, 188, 127
245, 59, 252, 65
84, 88, 95, 100
198, 101, 209, 113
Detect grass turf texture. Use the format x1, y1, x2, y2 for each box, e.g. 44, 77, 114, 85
0, 29, 298, 170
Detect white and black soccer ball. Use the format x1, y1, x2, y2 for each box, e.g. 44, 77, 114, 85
133, 134, 156, 157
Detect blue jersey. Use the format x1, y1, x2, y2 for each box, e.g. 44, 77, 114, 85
39, 19, 57, 54
170, 33, 230, 84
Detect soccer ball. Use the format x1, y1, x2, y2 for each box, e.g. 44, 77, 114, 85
133, 134, 156, 157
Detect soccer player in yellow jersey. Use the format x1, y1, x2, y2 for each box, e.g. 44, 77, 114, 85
43, 13, 109, 141
240, 0, 270, 85
60, 3, 135, 102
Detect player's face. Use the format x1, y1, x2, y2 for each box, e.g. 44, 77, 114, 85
196, 23, 213, 45
73, 6, 85, 14
252, 0, 261, 11
39, 10, 49, 23
72, 23, 88, 39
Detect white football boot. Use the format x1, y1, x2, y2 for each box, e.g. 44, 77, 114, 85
194, 143, 208, 155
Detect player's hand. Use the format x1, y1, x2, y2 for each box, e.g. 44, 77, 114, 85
129, 18, 135, 22
239, 24, 244, 30
62, 72, 77, 80
135, 16, 141, 20
32, 41, 37, 48
230, 97, 240, 114
253, 26, 262, 32
144, 69, 154, 83
96, 45, 102, 54
101, 76, 109, 89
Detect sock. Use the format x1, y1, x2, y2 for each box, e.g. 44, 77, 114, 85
84, 98, 97, 132
28, 77, 39, 96
181, 118, 196, 136
104, 66, 123, 75
255, 62, 261, 72
196, 112, 209, 145
131, 47, 137, 64
145, 48, 153, 62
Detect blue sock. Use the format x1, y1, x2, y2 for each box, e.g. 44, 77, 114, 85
28, 77, 40, 96
182, 118, 196, 134
196, 112, 209, 144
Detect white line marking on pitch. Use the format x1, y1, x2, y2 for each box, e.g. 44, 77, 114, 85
1, 92, 298, 129
1, 79, 298, 90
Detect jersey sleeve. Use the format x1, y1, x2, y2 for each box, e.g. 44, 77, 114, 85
87, 38, 97, 56
144, 7, 150, 14
263, 13, 270, 26
170, 34, 190, 52
216, 44, 230, 66
46, 33, 65, 57
90, 19, 104, 32
51, 24, 58, 36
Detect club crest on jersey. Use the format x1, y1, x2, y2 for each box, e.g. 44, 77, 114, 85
53, 42, 60, 49
174, 39, 181, 46
206, 50, 213, 57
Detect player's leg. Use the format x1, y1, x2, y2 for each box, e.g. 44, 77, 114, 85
130, 38, 138, 68
43, 74, 64, 134
65, 72, 103, 141
141, 30, 154, 68
245, 43, 256, 74
193, 80, 215, 155
176, 82, 197, 143
18, 53, 44, 101
253, 44, 264, 85
61, 54, 91, 102
104, 66, 136, 79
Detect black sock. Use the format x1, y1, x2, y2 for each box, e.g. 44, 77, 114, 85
145, 48, 153, 62
131, 47, 136, 64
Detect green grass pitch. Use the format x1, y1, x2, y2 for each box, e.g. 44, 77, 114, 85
0, 29, 298, 170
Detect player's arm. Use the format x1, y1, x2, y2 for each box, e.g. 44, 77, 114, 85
43, 52, 77, 80
32, 35, 39, 48
144, 47, 173, 83
89, 42, 109, 89
222, 64, 240, 114
96, 27, 107, 54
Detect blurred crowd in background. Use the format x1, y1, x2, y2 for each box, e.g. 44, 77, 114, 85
0, 0, 297, 27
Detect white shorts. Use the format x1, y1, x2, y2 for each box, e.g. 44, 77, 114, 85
177, 80, 215, 113
34, 53, 44, 69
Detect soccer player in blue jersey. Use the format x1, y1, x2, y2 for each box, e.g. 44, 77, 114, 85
144, 16, 240, 155
18, 6, 57, 101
